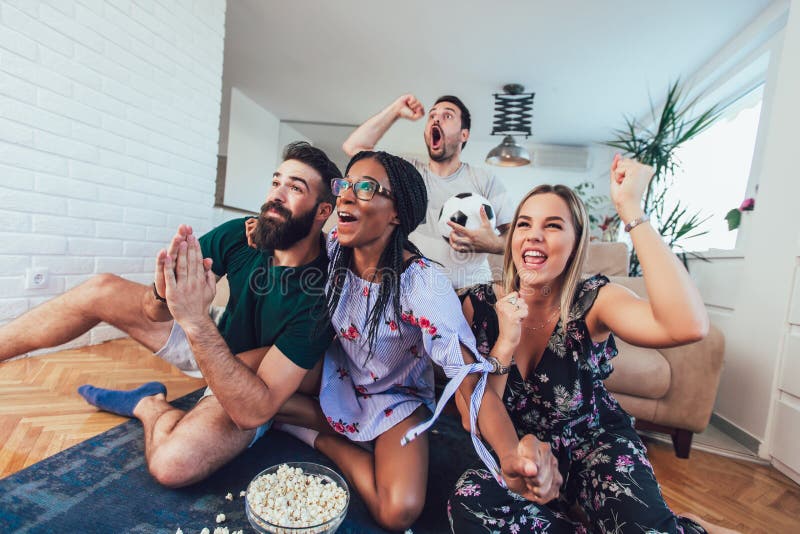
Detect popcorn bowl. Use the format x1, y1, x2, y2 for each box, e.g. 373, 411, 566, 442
246, 462, 350, 534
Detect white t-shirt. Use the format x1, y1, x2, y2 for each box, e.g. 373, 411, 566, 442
405, 158, 514, 289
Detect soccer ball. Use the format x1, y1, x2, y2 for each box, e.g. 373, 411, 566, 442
437, 192, 497, 239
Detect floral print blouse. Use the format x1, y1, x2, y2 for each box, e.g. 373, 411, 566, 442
319, 228, 496, 476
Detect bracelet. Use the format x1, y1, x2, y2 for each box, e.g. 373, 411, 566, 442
624, 214, 650, 233
486, 355, 513, 375
152, 282, 167, 303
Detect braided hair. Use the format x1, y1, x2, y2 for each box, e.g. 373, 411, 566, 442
326, 151, 428, 360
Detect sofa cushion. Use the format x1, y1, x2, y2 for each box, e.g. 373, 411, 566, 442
603, 339, 671, 399
583, 242, 629, 277
606, 391, 658, 422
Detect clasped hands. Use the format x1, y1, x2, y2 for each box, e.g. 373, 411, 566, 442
153, 224, 216, 330
500, 434, 562, 504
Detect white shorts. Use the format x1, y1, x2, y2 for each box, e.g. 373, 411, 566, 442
155, 306, 271, 446
154, 306, 226, 378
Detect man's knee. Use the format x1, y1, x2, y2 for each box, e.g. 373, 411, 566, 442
147, 446, 203, 488
84, 273, 125, 296
376, 491, 424, 531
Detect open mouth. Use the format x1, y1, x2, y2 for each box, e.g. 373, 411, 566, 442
337, 210, 359, 224
430, 125, 443, 150
522, 249, 547, 266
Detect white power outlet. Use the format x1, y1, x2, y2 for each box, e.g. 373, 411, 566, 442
25, 267, 49, 289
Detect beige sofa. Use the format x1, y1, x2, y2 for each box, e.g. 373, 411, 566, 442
490, 242, 725, 457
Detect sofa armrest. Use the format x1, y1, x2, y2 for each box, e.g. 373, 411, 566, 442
607, 275, 725, 433
651, 323, 725, 433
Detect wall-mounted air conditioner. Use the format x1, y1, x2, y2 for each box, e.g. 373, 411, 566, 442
532, 144, 591, 171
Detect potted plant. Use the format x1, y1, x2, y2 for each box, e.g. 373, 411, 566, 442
605, 80, 720, 276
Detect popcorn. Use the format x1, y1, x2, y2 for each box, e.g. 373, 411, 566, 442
201, 529, 210, 534
247, 464, 347, 532
216, 513, 226, 523
225, 492, 234, 501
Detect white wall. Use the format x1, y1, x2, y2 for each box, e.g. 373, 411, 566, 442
278, 121, 311, 153
214, 95, 313, 227
733, 0, 800, 461
222, 87, 280, 213
685, 0, 798, 455
0, 0, 226, 351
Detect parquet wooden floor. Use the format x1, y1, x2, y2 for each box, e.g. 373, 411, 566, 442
1, 338, 799, 532
646, 439, 800, 533
0, 338, 204, 478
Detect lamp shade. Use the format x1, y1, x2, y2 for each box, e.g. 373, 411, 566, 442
485, 135, 531, 167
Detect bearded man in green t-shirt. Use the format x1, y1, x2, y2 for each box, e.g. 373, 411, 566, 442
0, 142, 339, 486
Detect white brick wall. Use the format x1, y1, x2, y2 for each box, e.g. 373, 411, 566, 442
0, 0, 227, 355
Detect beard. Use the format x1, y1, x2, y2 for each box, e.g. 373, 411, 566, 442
252, 200, 318, 251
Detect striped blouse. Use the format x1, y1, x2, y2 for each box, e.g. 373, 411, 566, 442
318, 228, 502, 483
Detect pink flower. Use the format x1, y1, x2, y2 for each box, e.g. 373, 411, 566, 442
345, 424, 357, 433
384, 408, 393, 417
739, 197, 755, 211
347, 325, 359, 339
328, 417, 346, 433
428, 326, 437, 335
331, 229, 338, 240
418, 317, 431, 329
362, 286, 369, 296
387, 320, 398, 331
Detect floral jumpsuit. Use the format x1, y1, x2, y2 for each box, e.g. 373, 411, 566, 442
448, 275, 706, 534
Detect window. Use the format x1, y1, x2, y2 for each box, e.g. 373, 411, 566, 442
663, 85, 763, 252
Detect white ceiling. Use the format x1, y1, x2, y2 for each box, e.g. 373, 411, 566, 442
219, 0, 775, 156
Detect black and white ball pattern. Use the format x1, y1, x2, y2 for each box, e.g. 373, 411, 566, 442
437, 192, 496, 239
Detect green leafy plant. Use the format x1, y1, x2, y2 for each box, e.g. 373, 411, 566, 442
605, 80, 720, 275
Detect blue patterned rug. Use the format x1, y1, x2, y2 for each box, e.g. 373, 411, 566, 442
0, 389, 481, 533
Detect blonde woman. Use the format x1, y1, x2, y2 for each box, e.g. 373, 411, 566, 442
449, 156, 736, 533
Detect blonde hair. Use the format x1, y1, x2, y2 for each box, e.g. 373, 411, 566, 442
502, 184, 590, 329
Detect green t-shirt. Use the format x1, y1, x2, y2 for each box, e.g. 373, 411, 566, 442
198, 217, 333, 369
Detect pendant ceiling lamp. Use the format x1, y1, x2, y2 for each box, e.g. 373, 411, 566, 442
485, 83, 535, 167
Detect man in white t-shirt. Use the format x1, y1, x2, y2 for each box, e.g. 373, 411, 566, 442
343, 94, 514, 289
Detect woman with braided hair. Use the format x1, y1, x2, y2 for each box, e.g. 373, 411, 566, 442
270, 150, 561, 531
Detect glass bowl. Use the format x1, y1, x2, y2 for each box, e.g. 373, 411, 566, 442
245, 462, 349, 534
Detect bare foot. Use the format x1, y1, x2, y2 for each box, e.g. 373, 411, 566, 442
682, 512, 741, 534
